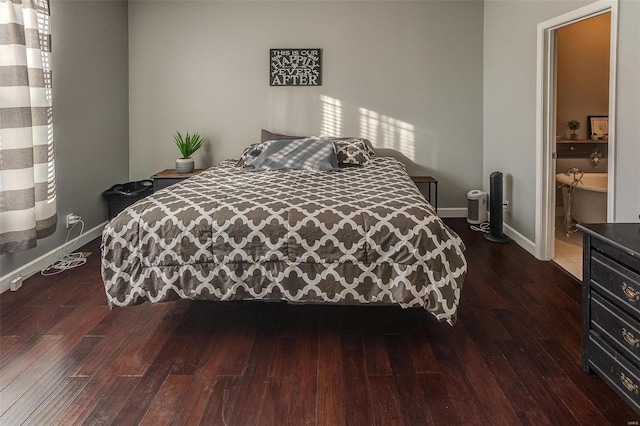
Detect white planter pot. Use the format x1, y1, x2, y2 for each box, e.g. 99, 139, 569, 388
176, 158, 194, 173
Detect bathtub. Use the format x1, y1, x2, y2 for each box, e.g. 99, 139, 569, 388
556, 172, 607, 224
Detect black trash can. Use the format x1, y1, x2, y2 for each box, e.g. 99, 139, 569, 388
103, 180, 153, 220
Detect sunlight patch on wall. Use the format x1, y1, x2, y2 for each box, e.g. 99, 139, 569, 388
359, 108, 415, 161
359, 108, 379, 146
320, 95, 342, 136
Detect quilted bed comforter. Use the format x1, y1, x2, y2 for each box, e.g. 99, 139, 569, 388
101, 157, 467, 324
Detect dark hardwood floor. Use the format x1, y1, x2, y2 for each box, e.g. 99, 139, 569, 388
1, 218, 637, 425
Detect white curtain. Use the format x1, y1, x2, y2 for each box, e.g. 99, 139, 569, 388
0, 0, 56, 254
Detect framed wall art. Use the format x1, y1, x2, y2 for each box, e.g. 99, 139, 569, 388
270, 49, 322, 86
588, 115, 608, 139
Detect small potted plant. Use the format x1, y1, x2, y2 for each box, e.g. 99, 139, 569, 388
174, 131, 207, 173
567, 120, 581, 140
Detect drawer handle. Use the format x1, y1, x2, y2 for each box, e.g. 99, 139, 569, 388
622, 283, 640, 301
621, 372, 639, 395
622, 328, 640, 348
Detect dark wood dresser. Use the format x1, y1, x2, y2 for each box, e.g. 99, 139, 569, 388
579, 223, 640, 413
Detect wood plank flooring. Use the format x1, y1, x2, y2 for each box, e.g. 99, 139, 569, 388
1, 218, 638, 425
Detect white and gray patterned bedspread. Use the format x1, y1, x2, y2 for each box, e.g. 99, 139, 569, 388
101, 157, 467, 324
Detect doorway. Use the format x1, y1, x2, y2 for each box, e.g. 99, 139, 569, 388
535, 0, 618, 271
553, 13, 611, 279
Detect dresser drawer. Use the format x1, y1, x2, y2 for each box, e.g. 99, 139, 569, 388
592, 236, 640, 273
588, 333, 640, 413
592, 293, 640, 365
591, 251, 640, 318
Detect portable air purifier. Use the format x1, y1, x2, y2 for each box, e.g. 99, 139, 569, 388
467, 190, 488, 224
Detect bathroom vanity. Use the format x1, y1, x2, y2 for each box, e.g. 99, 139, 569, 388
556, 139, 607, 159
579, 223, 640, 414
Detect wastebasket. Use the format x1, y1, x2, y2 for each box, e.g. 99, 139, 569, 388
103, 180, 153, 220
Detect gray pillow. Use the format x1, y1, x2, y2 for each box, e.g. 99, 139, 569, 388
242, 138, 338, 172
260, 130, 375, 165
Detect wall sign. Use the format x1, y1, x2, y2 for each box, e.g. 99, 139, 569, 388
270, 49, 322, 86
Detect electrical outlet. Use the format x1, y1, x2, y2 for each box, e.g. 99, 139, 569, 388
503, 200, 510, 212
66, 213, 81, 228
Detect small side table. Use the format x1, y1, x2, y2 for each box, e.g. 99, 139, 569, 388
410, 176, 438, 212
151, 169, 205, 192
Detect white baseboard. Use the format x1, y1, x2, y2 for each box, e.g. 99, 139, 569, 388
439, 208, 537, 257
504, 223, 537, 257
438, 207, 467, 218
0, 221, 107, 294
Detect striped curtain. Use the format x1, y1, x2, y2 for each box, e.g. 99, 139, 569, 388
0, 0, 57, 254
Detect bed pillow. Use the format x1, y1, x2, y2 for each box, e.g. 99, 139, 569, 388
333, 138, 374, 166
237, 135, 315, 167
238, 136, 301, 167
242, 138, 338, 172
235, 143, 257, 167
261, 129, 305, 143
260, 130, 375, 165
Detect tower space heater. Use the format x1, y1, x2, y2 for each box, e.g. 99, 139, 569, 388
484, 171, 510, 243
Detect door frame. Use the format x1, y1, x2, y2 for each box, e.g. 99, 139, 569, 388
535, 0, 618, 260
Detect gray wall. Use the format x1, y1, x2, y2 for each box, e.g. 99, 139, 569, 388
0, 0, 129, 274
483, 0, 640, 242
128, 0, 485, 209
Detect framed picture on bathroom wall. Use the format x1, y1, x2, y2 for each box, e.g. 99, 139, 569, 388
588, 116, 608, 140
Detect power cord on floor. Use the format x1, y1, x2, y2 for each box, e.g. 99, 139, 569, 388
41, 220, 87, 276
470, 221, 490, 233
222, 388, 231, 426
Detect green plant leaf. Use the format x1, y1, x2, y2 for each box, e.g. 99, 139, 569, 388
567, 120, 581, 131
174, 131, 208, 159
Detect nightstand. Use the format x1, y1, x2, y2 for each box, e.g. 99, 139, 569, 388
410, 176, 438, 212
151, 169, 205, 192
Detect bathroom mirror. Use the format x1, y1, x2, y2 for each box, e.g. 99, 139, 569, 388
588, 115, 608, 139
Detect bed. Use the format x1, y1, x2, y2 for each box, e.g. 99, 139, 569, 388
101, 137, 467, 324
